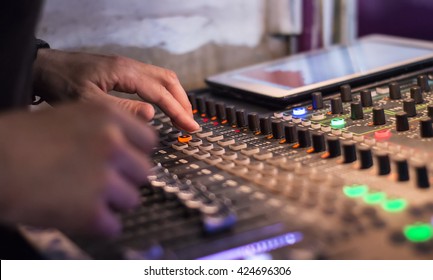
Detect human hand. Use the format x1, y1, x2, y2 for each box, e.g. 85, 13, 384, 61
0, 102, 156, 237
33, 49, 199, 132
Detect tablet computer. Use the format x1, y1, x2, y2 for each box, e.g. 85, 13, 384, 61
206, 35, 433, 106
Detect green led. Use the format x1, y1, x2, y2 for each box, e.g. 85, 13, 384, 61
363, 192, 387, 205
343, 184, 369, 198
382, 198, 407, 212
403, 223, 433, 243
330, 118, 346, 129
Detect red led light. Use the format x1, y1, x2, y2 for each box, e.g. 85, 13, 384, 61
202, 118, 209, 123
375, 129, 392, 141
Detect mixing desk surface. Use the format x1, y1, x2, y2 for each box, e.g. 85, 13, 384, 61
25, 68, 433, 260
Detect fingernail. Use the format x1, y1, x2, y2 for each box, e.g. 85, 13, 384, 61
192, 120, 200, 130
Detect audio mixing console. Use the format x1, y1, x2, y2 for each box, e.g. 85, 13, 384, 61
26, 68, 433, 260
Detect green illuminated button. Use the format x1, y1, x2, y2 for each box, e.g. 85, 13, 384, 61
363, 192, 386, 204
403, 223, 433, 243
343, 184, 369, 198
382, 198, 407, 212
331, 118, 346, 129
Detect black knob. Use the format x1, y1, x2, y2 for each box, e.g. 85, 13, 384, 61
187, 93, 197, 113
358, 145, 373, 169
225, 105, 236, 126
394, 155, 409, 181
260, 117, 272, 135
403, 98, 417, 117
206, 100, 216, 118
360, 89, 373, 107
236, 109, 247, 127
247, 112, 260, 132
272, 120, 284, 139
350, 102, 364, 120
327, 136, 341, 158
284, 123, 298, 144
297, 127, 311, 148
373, 107, 386, 125
417, 75, 430, 92
395, 112, 410, 132
389, 82, 402, 100
413, 162, 430, 189
216, 102, 226, 122
428, 104, 433, 119
420, 117, 433, 138
331, 97, 343, 114
340, 85, 352, 102
196, 96, 206, 115
375, 151, 391, 175
410, 86, 424, 104
342, 140, 357, 163
312, 131, 326, 152
312, 92, 324, 110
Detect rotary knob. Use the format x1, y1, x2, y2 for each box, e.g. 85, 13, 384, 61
297, 127, 312, 148
403, 98, 417, 117
350, 102, 364, 120
312, 131, 326, 152
389, 82, 402, 100
375, 151, 391, 176
331, 97, 343, 114
247, 112, 260, 133
360, 89, 373, 107
272, 120, 284, 139
284, 123, 298, 144
326, 136, 341, 158
342, 140, 357, 163
260, 117, 272, 135
312, 92, 324, 109
340, 85, 353, 102
372, 107, 386, 125
358, 145, 373, 169
420, 117, 433, 138
395, 112, 410, 132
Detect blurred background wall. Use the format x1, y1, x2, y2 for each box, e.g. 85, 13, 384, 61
37, 0, 288, 90
37, 0, 433, 91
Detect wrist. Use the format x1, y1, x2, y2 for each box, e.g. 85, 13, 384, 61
33, 39, 51, 104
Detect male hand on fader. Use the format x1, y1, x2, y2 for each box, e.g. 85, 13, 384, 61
32, 49, 200, 132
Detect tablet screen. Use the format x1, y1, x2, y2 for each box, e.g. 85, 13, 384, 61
231, 41, 433, 90
207, 35, 433, 99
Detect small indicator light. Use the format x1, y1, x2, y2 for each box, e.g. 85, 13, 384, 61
343, 184, 369, 198
331, 118, 346, 129
382, 198, 407, 212
403, 223, 433, 243
374, 129, 392, 141
363, 192, 387, 204
293, 107, 307, 116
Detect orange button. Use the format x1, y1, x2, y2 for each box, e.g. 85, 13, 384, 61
178, 135, 192, 143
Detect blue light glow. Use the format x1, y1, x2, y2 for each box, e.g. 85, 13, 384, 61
198, 232, 303, 260
293, 107, 307, 116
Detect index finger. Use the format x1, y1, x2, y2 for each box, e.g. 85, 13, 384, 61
108, 105, 158, 154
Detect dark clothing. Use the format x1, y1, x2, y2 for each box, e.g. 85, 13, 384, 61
0, 0, 44, 259
0, 0, 43, 112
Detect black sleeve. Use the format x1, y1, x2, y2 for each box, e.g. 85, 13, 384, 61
0, 0, 44, 112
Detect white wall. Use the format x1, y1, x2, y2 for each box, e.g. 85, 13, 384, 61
37, 0, 265, 54
36, 0, 286, 89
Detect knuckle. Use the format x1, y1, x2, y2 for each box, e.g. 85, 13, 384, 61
163, 69, 179, 85
110, 55, 128, 68
153, 83, 169, 104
